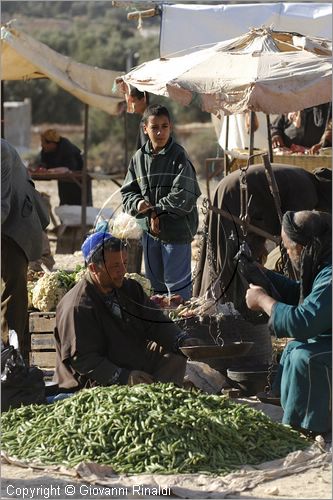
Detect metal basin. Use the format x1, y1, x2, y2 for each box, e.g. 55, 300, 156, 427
180, 341, 254, 361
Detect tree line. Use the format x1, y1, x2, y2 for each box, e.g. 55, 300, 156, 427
3, 1, 210, 167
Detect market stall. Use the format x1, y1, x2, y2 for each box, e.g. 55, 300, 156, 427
117, 27, 332, 171
1, 23, 125, 238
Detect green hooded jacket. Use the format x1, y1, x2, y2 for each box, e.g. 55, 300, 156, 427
121, 138, 201, 243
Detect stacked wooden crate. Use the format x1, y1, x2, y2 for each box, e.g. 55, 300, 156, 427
29, 312, 56, 379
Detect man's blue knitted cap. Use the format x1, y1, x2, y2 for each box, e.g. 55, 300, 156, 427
81, 231, 115, 263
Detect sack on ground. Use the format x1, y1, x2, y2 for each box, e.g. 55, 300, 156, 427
1, 346, 46, 412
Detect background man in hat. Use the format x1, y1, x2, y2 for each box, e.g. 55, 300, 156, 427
36, 128, 92, 206
53, 232, 197, 391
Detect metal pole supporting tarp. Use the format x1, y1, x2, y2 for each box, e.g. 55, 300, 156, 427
124, 109, 128, 173
224, 115, 229, 177
248, 111, 255, 165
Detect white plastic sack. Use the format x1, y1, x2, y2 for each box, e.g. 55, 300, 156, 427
110, 213, 142, 240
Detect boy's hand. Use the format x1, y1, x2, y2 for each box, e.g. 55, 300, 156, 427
150, 212, 160, 235
137, 200, 153, 214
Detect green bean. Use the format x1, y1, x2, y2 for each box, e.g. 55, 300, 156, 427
1, 383, 310, 474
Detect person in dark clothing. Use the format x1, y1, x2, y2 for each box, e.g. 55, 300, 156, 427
271, 103, 332, 151
39, 129, 92, 206
193, 164, 332, 319
1, 139, 50, 358
54, 232, 197, 391
246, 210, 331, 435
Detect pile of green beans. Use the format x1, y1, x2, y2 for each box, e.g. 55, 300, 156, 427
1, 384, 309, 474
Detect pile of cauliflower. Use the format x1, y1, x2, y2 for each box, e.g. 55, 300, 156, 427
124, 273, 153, 297
29, 268, 152, 312
30, 267, 86, 312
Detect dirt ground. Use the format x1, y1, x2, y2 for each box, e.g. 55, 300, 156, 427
3, 177, 331, 500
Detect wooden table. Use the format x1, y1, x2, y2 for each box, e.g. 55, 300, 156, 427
228, 149, 332, 173
30, 170, 124, 188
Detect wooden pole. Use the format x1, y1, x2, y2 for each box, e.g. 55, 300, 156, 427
127, 8, 157, 21
208, 203, 281, 244
81, 103, 89, 242
262, 153, 283, 223
1, 81, 5, 139
266, 114, 273, 162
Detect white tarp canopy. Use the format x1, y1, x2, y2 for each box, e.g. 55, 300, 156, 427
160, 2, 332, 57
159, 2, 332, 150
117, 27, 332, 116
1, 24, 124, 115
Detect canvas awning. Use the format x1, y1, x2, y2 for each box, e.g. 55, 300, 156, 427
1, 24, 123, 115
117, 27, 332, 116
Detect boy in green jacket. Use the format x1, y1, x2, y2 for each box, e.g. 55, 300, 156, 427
121, 104, 201, 300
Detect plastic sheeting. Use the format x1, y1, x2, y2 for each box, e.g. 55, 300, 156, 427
1, 25, 124, 115
160, 3, 332, 58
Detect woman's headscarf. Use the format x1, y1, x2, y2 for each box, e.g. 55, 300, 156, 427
282, 210, 332, 302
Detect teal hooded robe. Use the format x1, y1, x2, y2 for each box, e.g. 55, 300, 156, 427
267, 265, 332, 433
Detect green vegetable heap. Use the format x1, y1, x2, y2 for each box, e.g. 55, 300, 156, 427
2, 384, 309, 474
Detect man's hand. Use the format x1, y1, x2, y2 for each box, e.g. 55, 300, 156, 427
137, 200, 153, 214
128, 370, 154, 386
246, 284, 277, 316
271, 135, 285, 148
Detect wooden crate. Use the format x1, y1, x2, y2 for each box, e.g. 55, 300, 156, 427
29, 311, 56, 332
29, 312, 56, 373
31, 334, 55, 349
30, 351, 57, 368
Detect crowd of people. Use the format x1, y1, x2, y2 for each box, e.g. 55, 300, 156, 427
1, 101, 332, 440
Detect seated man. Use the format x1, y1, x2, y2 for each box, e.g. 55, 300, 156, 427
246, 210, 332, 436
53, 232, 192, 390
